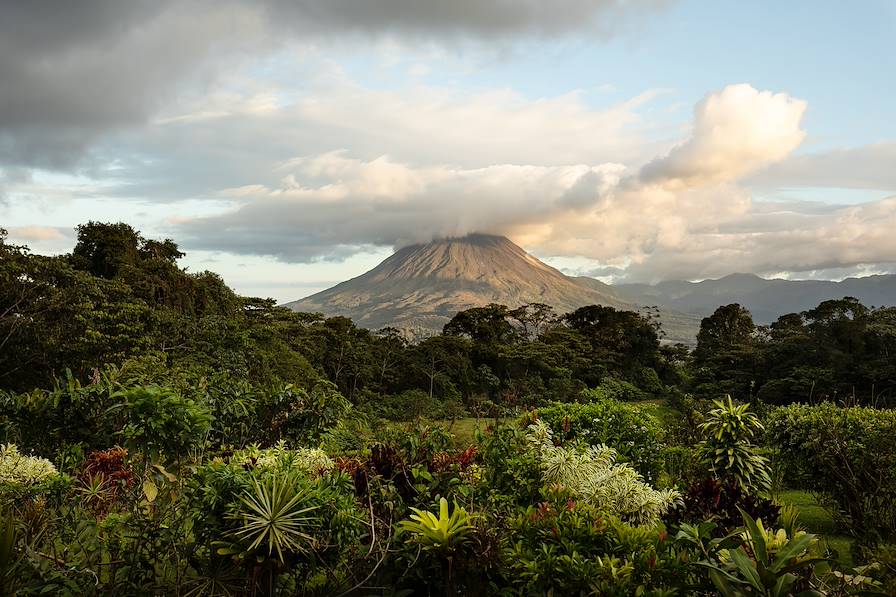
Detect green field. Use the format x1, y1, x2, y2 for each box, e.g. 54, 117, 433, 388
442, 416, 506, 447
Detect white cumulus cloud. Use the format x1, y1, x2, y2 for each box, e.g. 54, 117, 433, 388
639, 84, 807, 186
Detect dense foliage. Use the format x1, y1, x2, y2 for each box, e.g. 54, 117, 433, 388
693, 300, 896, 406
1, 223, 895, 594
535, 393, 664, 480
767, 403, 896, 542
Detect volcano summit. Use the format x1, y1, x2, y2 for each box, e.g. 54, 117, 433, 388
285, 234, 698, 342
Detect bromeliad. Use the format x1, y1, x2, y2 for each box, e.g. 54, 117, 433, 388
398, 497, 473, 551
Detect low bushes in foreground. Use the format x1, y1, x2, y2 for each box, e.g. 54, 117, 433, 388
0, 373, 893, 595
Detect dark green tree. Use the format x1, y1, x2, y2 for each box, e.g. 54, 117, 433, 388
408, 335, 473, 400
443, 303, 518, 344
71, 221, 142, 279
692, 304, 763, 400
563, 305, 661, 383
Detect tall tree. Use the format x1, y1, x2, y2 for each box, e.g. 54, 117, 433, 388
693, 304, 762, 400
443, 304, 518, 344
564, 305, 661, 381
71, 221, 142, 279
408, 335, 473, 399
694, 304, 756, 362
509, 303, 557, 339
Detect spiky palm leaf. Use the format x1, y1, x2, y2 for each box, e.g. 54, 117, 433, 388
233, 475, 318, 562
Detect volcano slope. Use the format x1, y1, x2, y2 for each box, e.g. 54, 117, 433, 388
285, 234, 699, 343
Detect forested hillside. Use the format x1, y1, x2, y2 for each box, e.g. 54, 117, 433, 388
1, 223, 895, 595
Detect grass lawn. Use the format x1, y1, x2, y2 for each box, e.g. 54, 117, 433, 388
633, 398, 683, 428
440, 416, 507, 447
778, 489, 854, 566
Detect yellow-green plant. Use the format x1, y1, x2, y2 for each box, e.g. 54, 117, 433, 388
526, 421, 680, 525
398, 497, 474, 552
232, 442, 333, 476
702, 508, 827, 596
398, 497, 475, 597
0, 444, 58, 486
698, 395, 771, 492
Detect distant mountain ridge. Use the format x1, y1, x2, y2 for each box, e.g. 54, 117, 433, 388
616, 272, 896, 323
285, 234, 699, 343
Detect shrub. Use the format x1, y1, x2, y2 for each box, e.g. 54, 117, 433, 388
371, 421, 454, 465
766, 402, 896, 539
505, 487, 687, 595
665, 476, 780, 534
111, 385, 212, 464
536, 393, 664, 481
231, 442, 334, 476
362, 389, 423, 421
697, 395, 771, 492
324, 421, 457, 506
320, 416, 373, 455
631, 366, 665, 395
0, 372, 119, 454
197, 374, 261, 447
0, 444, 58, 487
77, 446, 135, 513
477, 422, 543, 506
661, 445, 702, 487
594, 377, 649, 402
190, 456, 366, 593
263, 381, 351, 444
526, 421, 680, 525
361, 389, 465, 421
862, 543, 896, 595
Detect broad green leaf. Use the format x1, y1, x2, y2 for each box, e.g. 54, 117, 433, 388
143, 479, 159, 503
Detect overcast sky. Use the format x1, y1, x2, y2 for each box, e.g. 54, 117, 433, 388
2, 0, 895, 301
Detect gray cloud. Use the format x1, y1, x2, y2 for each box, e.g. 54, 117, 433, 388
0, 166, 32, 205
0, 0, 666, 169
748, 142, 896, 192
263, 0, 669, 38
0, 1, 269, 168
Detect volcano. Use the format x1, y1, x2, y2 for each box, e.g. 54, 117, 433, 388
285, 234, 699, 342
